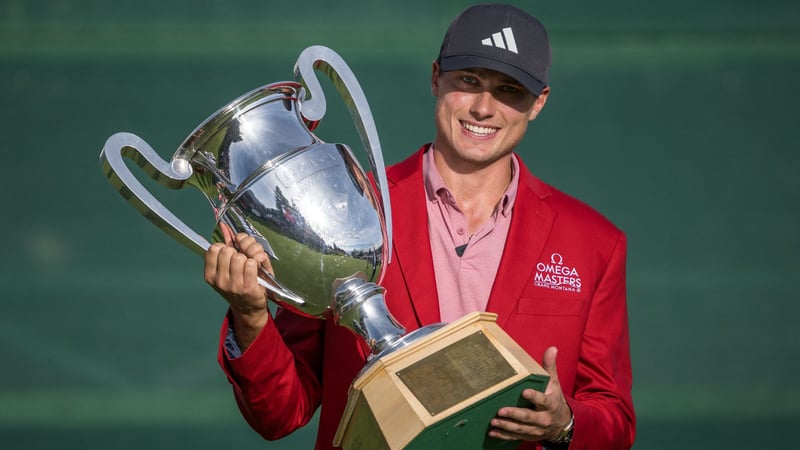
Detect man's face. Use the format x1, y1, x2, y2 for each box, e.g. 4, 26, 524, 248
431, 63, 548, 169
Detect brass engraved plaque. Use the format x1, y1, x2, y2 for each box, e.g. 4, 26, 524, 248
396, 331, 517, 415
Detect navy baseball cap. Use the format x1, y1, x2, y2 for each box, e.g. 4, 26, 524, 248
437, 3, 551, 95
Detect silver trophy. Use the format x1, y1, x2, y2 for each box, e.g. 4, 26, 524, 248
100, 46, 422, 358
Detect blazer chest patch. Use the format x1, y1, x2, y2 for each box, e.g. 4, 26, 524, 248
532, 252, 583, 293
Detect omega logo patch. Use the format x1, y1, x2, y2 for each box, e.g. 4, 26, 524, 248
533, 253, 582, 293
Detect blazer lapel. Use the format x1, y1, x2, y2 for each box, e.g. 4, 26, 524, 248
486, 158, 556, 328
388, 147, 442, 327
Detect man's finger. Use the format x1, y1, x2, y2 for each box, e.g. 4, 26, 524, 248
520, 387, 547, 410
236, 233, 256, 250
228, 252, 248, 290
204, 243, 224, 284
490, 412, 547, 441
243, 258, 261, 293
214, 246, 237, 286
236, 233, 272, 269
489, 426, 530, 442
220, 222, 235, 246
237, 234, 266, 258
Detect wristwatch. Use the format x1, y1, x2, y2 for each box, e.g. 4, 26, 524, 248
550, 413, 574, 444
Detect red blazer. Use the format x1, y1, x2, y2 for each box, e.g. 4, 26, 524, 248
218, 146, 635, 450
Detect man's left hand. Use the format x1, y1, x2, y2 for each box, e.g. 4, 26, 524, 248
488, 346, 573, 443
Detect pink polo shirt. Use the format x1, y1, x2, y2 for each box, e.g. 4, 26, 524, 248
423, 147, 520, 323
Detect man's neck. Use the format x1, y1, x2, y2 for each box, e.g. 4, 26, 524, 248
430, 145, 514, 234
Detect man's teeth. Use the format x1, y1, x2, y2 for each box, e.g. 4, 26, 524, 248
463, 122, 497, 136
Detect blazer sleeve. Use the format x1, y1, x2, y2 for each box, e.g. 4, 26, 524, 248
567, 232, 636, 449
217, 307, 325, 440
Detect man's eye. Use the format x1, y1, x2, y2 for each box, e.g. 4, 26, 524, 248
460, 75, 478, 84
499, 85, 522, 94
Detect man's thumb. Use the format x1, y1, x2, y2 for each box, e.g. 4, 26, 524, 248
543, 346, 560, 381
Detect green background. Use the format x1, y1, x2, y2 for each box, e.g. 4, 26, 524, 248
2, 0, 798, 448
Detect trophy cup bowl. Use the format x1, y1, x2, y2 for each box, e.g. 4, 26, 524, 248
171, 81, 387, 318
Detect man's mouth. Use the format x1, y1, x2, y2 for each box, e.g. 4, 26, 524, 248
461, 121, 498, 137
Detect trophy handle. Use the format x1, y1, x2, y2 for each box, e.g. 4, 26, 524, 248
100, 132, 208, 254
293, 45, 393, 265
99, 132, 307, 307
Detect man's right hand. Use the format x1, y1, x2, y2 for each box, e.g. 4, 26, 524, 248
204, 223, 272, 351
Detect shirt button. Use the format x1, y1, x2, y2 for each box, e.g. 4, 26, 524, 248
457, 227, 465, 235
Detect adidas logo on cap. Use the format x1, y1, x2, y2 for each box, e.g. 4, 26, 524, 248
481, 27, 518, 54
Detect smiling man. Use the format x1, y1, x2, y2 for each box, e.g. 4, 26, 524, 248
206, 4, 636, 450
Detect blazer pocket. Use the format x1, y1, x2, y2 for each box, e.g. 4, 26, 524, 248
517, 296, 585, 317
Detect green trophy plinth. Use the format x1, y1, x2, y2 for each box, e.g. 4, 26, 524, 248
334, 312, 550, 450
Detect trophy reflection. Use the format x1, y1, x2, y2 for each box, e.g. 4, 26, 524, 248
100, 46, 548, 450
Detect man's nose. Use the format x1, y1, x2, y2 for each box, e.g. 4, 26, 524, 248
470, 90, 496, 119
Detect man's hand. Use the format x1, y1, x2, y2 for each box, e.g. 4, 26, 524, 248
488, 346, 573, 443
204, 223, 273, 351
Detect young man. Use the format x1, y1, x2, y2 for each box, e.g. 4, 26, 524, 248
205, 4, 635, 449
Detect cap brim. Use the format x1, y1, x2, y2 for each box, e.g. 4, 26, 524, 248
440, 55, 545, 96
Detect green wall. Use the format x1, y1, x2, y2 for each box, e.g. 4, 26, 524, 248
1, 0, 798, 448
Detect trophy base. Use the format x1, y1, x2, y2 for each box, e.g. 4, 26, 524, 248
333, 312, 550, 450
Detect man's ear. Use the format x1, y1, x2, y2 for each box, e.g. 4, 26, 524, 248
431, 60, 441, 97
528, 86, 550, 121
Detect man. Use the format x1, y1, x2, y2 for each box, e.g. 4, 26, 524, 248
205, 4, 635, 449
